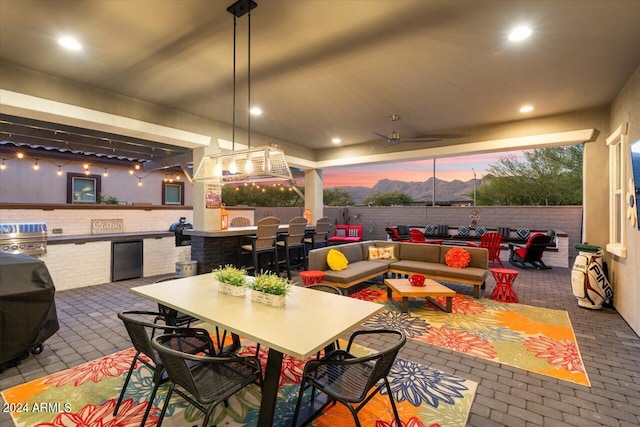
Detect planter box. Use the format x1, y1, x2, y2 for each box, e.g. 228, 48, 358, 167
218, 282, 247, 297
251, 290, 286, 306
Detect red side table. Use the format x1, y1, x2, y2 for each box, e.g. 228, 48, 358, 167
490, 268, 520, 303
299, 270, 325, 286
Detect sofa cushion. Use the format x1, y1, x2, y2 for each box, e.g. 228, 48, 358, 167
399, 242, 440, 263
322, 261, 388, 284
327, 249, 348, 271
475, 226, 487, 237
390, 260, 487, 283
517, 228, 531, 239
340, 244, 364, 263
424, 224, 436, 235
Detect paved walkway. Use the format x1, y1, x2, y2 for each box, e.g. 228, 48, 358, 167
1, 265, 639, 426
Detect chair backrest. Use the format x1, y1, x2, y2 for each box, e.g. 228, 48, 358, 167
151, 331, 213, 402
283, 216, 308, 245
523, 232, 552, 260
311, 217, 332, 242
231, 217, 251, 227
409, 228, 426, 242
254, 216, 281, 250
118, 311, 165, 364
397, 225, 411, 239
345, 329, 406, 400
479, 231, 503, 260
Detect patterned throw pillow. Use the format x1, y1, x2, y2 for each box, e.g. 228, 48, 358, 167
348, 228, 359, 237
517, 228, 530, 239
327, 249, 348, 271
475, 226, 487, 237
335, 228, 346, 237
457, 225, 470, 236
424, 224, 436, 235
368, 245, 396, 260
444, 247, 471, 268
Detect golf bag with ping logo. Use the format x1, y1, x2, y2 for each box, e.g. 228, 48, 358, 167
571, 249, 613, 309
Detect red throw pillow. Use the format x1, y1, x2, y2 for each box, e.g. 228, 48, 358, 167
445, 247, 471, 268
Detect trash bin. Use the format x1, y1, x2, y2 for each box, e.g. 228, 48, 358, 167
175, 260, 198, 277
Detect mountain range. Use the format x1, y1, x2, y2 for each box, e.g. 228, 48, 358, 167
337, 177, 485, 204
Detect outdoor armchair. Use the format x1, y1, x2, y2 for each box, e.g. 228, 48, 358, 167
291, 328, 406, 427
151, 329, 262, 427
114, 311, 210, 427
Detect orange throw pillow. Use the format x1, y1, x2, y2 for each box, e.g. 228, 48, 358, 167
445, 247, 471, 268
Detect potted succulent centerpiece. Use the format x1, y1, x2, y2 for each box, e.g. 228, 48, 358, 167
213, 265, 248, 297
248, 271, 293, 306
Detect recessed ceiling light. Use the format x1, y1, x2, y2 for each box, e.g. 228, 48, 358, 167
519, 105, 534, 113
58, 36, 82, 51
249, 107, 262, 116
331, 138, 341, 144
508, 25, 532, 42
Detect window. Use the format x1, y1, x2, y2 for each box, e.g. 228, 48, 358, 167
67, 173, 101, 204
606, 124, 628, 258
162, 181, 184, 205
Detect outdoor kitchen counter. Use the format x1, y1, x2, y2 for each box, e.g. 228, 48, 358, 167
47, 231, 173, 245
186, 225, 314, 274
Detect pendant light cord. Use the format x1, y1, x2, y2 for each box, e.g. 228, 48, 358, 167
232, 15, 237, 152
247, 10, 251, 150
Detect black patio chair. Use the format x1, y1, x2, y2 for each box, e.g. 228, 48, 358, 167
114, 311, 210, 427
291, 328, 406, 427
151, 329, 262, 427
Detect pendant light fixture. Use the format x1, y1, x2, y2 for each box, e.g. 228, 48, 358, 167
194, 0, 292, 184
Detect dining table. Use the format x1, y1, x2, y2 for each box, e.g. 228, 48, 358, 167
130, 273, 384, 427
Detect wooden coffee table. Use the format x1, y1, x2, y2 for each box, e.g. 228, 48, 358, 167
384, 278, 456, 313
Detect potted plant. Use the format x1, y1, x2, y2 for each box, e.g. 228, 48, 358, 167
248, 271, 293, 306
213, 265, 247, 297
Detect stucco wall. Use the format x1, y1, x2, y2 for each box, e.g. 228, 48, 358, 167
609, 66, 640, 335
0, 158, 192, 205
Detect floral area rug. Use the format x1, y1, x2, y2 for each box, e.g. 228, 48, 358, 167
1, 338, 477, 427
351, 284, 590, 387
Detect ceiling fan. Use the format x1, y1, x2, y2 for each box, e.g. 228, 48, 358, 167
371, 114, 461, 150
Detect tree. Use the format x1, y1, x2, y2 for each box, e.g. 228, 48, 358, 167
476, 145, 583, 205
362, 190, 413, 206
323, 187, 355, 206
222, 183, 302, 207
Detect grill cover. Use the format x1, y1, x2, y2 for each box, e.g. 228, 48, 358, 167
0, 253, 59, 367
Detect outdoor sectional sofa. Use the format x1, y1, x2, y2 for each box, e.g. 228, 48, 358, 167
307, 240, 489, 298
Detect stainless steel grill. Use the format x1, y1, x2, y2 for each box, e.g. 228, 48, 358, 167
0, 222, 47, 256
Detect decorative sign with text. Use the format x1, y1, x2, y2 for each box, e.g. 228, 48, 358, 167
205, 183, 222, 209
91, 219, 124, 234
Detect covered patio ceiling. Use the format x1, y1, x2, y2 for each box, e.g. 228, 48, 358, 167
0, 0, 639, 167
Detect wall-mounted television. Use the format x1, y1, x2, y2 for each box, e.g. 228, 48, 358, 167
631, 138, 640, 230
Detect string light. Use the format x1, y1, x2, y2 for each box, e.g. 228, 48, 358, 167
129, 169, 134, 175
57, 166, 63, 176
0, 159, 6, 170
134, 164, 141, 170
138, 178, 143, 186
83, 163, 90, 170
17, 152, 24, 159
33, 159, 40, 170
103, 168, 108, 177
84, 168, 90, 175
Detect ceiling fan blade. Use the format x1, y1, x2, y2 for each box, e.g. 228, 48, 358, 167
371, 131, 389, 139
400, 137, 443, 143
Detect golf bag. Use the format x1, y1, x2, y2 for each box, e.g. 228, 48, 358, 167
571, 249, 612, 309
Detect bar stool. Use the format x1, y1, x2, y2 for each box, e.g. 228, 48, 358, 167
241, 216, 280, 275
304, 217, 331, 251
490, 268, 520, 303
276, 216, 308, 279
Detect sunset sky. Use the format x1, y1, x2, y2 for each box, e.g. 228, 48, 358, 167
321, 151, 519, 188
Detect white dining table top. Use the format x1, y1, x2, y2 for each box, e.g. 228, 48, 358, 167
130, 273, 383, 360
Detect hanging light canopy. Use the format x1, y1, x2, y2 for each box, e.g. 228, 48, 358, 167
194, 0, 292, 184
